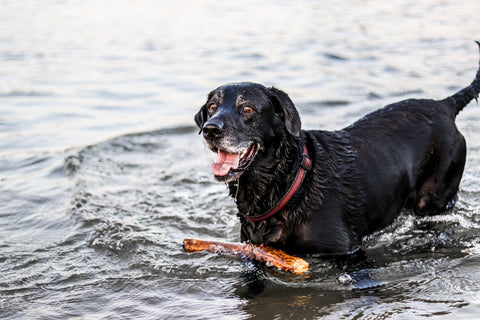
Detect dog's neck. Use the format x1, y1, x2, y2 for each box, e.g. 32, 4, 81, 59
228, 135, 307, 219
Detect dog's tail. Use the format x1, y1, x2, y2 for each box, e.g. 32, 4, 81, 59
445, 41, 480, 115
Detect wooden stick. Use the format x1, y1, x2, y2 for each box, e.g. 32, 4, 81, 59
183, 238, 309, 275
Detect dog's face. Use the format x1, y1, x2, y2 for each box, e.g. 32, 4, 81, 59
195, 82, 301, 182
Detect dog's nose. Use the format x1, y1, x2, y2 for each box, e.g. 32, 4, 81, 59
202, 121, 224, 139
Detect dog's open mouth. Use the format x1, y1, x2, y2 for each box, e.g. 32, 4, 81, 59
210, 143, 258, 178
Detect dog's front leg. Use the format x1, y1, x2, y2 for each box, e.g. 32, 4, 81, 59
240, 218, 288, 247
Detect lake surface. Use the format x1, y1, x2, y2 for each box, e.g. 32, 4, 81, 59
2, 1, 480, 319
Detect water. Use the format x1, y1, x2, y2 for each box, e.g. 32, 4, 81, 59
1, 0, 480, 318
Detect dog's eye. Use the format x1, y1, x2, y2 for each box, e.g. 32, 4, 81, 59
243, 106, 254, 114
208, 103, 217, 112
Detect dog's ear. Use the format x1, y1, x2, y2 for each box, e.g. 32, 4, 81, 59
194, 103, 207, 134
268, 87, 301, 137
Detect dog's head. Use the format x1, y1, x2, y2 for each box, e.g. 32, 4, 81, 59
195, 82, 301, 182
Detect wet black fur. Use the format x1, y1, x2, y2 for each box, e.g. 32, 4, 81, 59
195, 43, 480, 255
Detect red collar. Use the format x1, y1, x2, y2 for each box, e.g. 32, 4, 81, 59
241, 144, 312, 222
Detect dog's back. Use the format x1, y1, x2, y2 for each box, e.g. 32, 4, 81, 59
332, 42, 480, 237
283, 42, 480, 253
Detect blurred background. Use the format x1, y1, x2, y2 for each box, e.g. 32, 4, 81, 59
1, 1, 480, 319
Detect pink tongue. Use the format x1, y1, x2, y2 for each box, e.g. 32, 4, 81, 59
211, 150, 240, 176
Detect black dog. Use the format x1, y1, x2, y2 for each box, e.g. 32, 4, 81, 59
195, 43, 480, 255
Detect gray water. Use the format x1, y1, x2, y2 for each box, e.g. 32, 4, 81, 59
2, 1, 480, 319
